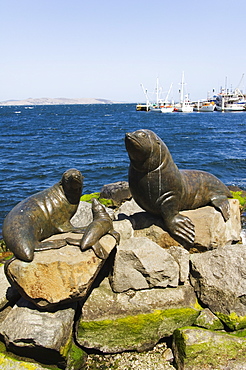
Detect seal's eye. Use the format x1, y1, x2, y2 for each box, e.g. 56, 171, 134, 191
138, 131, 147, 138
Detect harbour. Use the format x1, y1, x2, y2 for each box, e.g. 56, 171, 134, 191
136, 74, 246, 113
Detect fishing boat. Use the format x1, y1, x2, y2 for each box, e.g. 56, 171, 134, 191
215, 88, 246, 111
138, 79, 174, 113
149, 104, 174, 113
193, 100, 215, 112
149, 79, 174, 113
215, 75, 246, 111
136, 103, 150, 111
175, 72, 193, 112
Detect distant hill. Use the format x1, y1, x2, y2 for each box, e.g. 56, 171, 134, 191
0, 97, 119, 106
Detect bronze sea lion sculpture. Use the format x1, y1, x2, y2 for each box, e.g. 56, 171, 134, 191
3, 168, 85, 262
66, 198, 120, 259
125, 129, 232, 246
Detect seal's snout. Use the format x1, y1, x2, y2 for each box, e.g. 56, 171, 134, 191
125, 132, 133, 143
125, 132, 139, 146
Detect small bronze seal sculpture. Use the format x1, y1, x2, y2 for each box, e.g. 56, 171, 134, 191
3, 168, 85, 262
125, 129, 232, 246
66, 198, 120, 259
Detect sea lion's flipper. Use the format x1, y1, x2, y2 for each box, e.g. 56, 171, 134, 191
65, 237, 81, 246
211, 197, 230, 222
167, 214, 195, 246
57, 223, 86, 234
69, 226, 87, 234
108, 229, 121, 244
36, 239, 67, 251
92, 241, 109, 259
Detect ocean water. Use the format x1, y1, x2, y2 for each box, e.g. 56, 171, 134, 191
0, 104, 246, 235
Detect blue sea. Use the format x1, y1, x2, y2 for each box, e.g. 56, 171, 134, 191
0, 104, 246, 236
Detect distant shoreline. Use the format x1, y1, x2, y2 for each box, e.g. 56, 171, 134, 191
0, 97, 124, 106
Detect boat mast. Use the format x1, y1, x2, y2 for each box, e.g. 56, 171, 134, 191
180, 72, 185, 104
156, 78, 159, 106
140, 84, 150, 110
165, 83, 173, 103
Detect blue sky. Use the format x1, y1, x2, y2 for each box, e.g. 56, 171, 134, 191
1, 0, 246, 102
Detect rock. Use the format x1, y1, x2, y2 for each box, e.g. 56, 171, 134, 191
0, 265, 20, 311
0, 265, 12, 309
111, 237, 179, 293
134, 224, 181, 249
190, 244, 246, 329
115, 199, 241, 251
163, 347, 174, 362
76, 277, 199, 353
66, 341, 88, 370
172, 327, 246, 370
113, 219, 134, 241
5, 232, 117, 309
0, 265, 21, 324
0, 352, 52, 369
181, 198, 241, 251
81, 278, 198, 320
167, 246, 190, 283
100, 181, 132, 206
194, 308, 224, 330
70, 200, 93, 228
116, 198, 144, 218
0, 297, 76, 364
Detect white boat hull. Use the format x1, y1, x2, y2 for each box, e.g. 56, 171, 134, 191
216, 104, 245, 111
149, 107, 162, 113
160, 106, 174, 113
194, 104, 215, 112
176, 104, 193, 113
150, 106, 174, 113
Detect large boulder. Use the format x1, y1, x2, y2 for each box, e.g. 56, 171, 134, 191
116, 198, 241, 251
76, 277, 199, 353
172, 327, 246, 370
70, 200, 93, 227
0, 297, 76, 364
5, 232, 117, 309
100, 181, 132, 206
190, 244, 246, 329
111, 237, 179, 293
181, 198, 241, 250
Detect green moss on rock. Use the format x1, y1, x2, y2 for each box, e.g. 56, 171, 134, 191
216, 311, 246, 331
194, 309, 224, 331
66, 341, 87, 370
0, 340, 63, 369
80, 193, 114, 207
231, 190, 246, 211
231, 329, 246, 338
173, 327, 246, 370
77, 308, 200, 352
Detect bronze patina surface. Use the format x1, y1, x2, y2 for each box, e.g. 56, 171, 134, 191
125, 129, 232, 246
3, 168, 84, 262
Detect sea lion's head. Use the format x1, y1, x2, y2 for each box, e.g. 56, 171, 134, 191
91, 198, 107, 219
125, 129, 169, 172
61, 168, 84, 204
